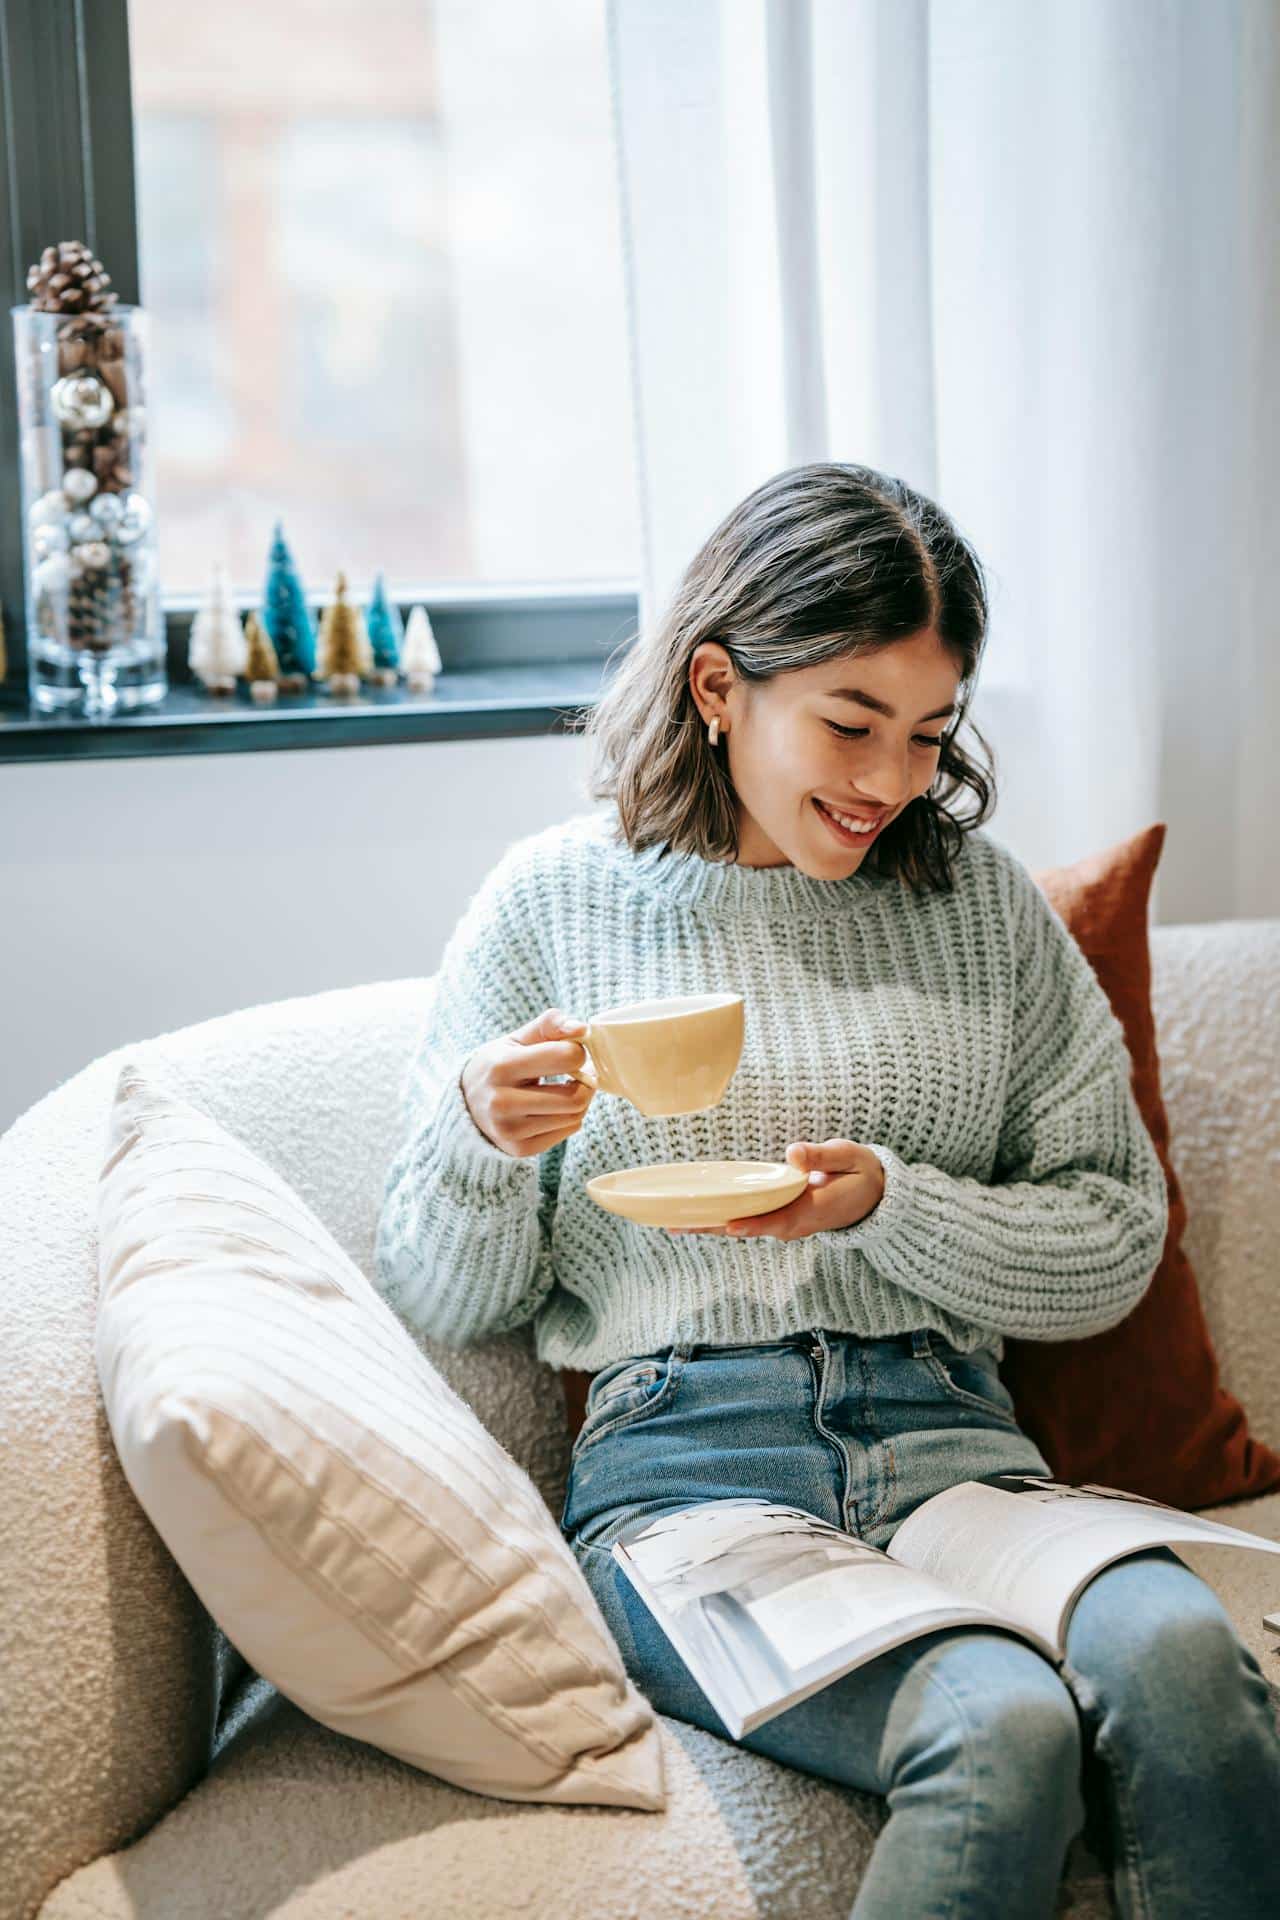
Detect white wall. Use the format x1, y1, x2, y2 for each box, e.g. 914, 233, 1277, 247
0, 734, 598, 1137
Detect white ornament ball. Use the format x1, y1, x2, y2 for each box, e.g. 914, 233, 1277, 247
32, 522, 70, 559
89, 491, 125, 530
74, 540, 111, 571
62, 467, 99, 505
67, 510, 97, 543
51, 371, 115, 431
33, 552, 71, 595
29, 489, 68, 530
114, 493, 152, 544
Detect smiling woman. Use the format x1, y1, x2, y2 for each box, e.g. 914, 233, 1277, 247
372, 457, 1280, 1920
569, 461, 995, 896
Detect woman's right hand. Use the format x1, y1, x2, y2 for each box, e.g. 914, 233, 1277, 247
459, 1007, 595, 1157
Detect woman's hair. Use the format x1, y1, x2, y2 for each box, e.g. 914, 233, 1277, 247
572, 461, 997, 893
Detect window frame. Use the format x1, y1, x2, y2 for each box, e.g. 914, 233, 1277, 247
0, 0, 637, 730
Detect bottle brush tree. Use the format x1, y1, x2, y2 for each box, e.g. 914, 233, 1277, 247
243, 610, 281, 703
189, 561, 247, 694
317, 571, 366, 697
401, 603, 443, 692
262, 521, 316, 691
365, 572, 403, 687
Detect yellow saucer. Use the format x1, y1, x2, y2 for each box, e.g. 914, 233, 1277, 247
585, 1160, 809, 1230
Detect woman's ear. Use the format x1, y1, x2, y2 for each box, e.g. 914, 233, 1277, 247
687, 640, 736, 721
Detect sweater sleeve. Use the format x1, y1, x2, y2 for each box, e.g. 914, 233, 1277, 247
373, 841, 565, 1348
820, 855, 1170, 1341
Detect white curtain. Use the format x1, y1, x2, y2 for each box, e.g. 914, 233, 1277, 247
606, 0, 1280, 923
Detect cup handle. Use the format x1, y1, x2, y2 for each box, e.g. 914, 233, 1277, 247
568, 1052, 599, 1092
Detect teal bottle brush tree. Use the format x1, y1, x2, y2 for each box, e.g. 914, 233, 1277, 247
261, 522, 316, 693
365, 572, 403, 687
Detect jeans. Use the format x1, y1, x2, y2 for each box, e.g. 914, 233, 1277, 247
560, 1330, 1280, 1919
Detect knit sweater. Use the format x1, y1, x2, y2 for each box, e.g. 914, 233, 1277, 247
373, 805, 1169, 1373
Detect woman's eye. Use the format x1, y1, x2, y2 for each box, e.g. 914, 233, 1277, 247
826, 722, 944, 747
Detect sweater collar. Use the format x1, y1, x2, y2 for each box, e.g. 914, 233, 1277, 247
605, 818, 895, 915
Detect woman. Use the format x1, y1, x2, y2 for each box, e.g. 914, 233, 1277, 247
375, 462, 1280, 1918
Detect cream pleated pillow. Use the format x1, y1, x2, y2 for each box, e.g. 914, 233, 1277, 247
94, 1058, 665, 1812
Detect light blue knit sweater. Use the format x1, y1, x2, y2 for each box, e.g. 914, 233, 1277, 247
374, 805, 1169, 1372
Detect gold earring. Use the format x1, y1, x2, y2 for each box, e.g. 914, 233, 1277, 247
708, 715, 722, 746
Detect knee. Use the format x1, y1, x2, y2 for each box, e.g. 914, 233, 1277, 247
973, 1671, 1085, 1813
898, 1639, 1084, 1822
1069, 1550, 1244, 1702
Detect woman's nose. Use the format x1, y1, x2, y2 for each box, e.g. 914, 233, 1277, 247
858, 746, 914, 808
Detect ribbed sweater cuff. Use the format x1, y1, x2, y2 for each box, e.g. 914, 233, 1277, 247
816, 1143, 915, 1253
435, 1070, 528, 1187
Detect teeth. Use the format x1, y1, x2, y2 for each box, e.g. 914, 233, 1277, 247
818, 799, 880, 834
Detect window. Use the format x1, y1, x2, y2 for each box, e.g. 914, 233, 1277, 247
126, 0, 641, 598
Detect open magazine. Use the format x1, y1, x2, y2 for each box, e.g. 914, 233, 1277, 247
612, 1474, 1280, 1739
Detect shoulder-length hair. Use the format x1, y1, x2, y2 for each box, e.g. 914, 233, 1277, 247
570, 462, 998, 894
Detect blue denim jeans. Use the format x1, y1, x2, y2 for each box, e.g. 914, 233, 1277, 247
560, 1331, 1280, 1919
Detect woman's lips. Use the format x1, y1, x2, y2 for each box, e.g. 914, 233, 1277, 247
813, 796, 887, 844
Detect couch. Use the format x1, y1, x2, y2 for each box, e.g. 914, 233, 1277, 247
3, 917, 1279, 1920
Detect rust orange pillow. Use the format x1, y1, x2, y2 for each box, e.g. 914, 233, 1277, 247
1001, 822, 1280, 1509
561, 1367, 592, 1447
561, 823, 1280, 1512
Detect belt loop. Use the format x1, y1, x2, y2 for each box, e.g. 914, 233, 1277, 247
910, 1329, 932, 1358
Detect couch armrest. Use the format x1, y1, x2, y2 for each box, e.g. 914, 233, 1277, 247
0, 971, 578, 1917
0, 1047, 225, 1920
1151, 920, 1280, 1443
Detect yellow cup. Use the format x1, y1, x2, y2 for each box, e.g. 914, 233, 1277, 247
566, 992, 745, 1116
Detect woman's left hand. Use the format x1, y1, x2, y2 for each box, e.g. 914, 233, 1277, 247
668, 1140, 886, 1242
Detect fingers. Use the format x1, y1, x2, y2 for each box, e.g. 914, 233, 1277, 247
493, 1081, 592, 1119
461, 1007, 597, 1159
501, 1008, 590, 1080
787, 1137, 861, 1166
503, 1039, 593, 1083
670, 1214, 777, 1237
510, 1006, 587, 1046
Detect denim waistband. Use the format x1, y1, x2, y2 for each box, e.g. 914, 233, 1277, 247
681, 1329, 928, 1360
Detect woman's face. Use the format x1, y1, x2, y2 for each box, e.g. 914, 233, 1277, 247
689, 627, 964, 872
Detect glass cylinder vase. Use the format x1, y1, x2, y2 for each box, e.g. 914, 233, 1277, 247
12, 302, 166, 716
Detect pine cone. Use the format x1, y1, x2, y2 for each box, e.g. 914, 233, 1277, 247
68, 568, 104, 650
68, 551, 134, 653
91, 441, 132, 491
56, 312, 116, 375
26, 242, 118, 315
118, 558, 138, 637
98, 353, 130, 411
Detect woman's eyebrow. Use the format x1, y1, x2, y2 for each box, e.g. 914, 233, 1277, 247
826, 688, 957, 721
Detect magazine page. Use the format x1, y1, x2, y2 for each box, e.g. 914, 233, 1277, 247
887, 1473, 1280, 1653
611, 1497, 1058, 1739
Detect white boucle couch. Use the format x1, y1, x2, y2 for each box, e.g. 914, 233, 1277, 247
3, 920, 1279, 1920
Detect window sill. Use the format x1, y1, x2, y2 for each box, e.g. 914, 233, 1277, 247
0, 657, 616, 765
